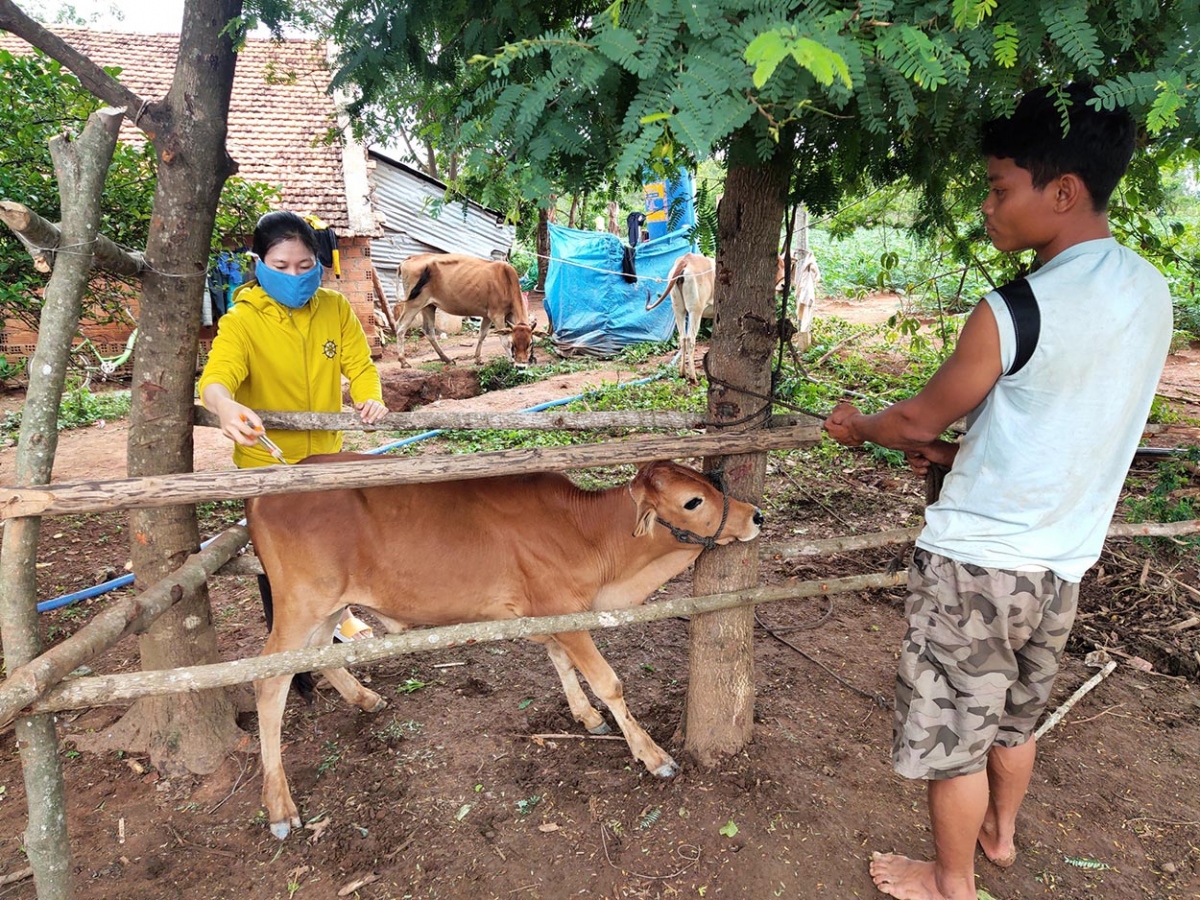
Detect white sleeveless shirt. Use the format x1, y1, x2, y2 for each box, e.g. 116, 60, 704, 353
917, 238, 1172, 582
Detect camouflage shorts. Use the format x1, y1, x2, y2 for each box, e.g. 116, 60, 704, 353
893, 548, 1079, 781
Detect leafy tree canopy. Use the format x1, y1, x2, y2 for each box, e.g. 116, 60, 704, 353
327, 0, 1200, 230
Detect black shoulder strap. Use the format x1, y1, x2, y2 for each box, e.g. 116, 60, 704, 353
995, 277, 1040, 376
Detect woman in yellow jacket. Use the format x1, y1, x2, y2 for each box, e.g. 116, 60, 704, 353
200, 211, 387, 641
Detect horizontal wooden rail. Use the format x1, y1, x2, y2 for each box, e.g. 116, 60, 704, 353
194, 406, 819, 433
0, 425, 822, 519
24, 569, 906, 716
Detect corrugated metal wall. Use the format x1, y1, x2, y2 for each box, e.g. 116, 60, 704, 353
369, 152, 517, 305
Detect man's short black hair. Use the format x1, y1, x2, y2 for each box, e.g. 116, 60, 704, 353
981, 84, 1136, 212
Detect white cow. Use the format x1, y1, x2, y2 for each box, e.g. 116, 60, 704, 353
646, 253, 715, 382
776, 249, 822, 349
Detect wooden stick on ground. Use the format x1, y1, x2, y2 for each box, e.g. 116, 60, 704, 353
1034, 660, 1119, 739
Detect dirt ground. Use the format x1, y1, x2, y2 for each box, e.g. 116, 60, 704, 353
1, 294, 1200, 900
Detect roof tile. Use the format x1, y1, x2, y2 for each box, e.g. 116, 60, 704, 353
0, 28, 354, 229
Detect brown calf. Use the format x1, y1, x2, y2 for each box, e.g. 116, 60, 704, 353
248, 456, 763, 839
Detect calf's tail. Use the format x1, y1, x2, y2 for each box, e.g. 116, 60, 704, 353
406, 266, 432, 303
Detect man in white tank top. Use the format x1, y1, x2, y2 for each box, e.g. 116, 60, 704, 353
824, 85, 1171, 900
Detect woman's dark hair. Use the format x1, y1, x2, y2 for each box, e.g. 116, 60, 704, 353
252, 211, 320, 260
981, 84, 1136, 211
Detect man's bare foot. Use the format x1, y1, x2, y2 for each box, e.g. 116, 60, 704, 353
869, 852, 976, 900
977, 819, 1017, 868
869, 852, 945, 900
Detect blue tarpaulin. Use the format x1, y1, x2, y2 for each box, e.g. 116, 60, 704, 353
544, 224, 693, 357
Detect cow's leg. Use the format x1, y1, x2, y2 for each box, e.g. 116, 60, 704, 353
257, 613, 322, 840
549, 631, 678, 778
537, 637, 609, 734
670, 292, 689, 380
312, 610, 388, 713
256, 601, 383, 839
392, 303, 426, 368
420, 306, 455, 365
682, 281, 705, 383
256, 669, 300, 839
472, 316, 494, 365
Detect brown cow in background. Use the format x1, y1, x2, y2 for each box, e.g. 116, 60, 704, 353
394, 253, 536, 368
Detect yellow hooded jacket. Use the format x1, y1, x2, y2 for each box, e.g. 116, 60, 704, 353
199, 282, 383, 468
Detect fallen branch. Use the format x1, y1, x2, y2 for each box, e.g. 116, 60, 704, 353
1035, 660, 1119, 739
0, 866, 34, 887
23, 569, 906, 716
1166, 616, 1200, 633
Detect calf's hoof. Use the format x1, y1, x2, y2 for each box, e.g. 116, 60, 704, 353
651, 757, 679, 779
270, 819, 296, 840
588, 722, 612, 735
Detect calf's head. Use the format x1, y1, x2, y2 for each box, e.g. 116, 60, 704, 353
630, 460, 762, 548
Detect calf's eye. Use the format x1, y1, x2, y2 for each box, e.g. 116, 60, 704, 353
684, 497, 703, 510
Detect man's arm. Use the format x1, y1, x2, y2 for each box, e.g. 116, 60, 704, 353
824, 301, 1003, 451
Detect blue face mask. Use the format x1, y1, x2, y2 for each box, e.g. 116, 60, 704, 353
256, 261, 323, 309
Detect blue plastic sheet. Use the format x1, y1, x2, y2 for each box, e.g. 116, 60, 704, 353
544, 224, 693, 357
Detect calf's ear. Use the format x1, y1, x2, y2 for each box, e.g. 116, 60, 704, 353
633, 503, 657, 538
629, 478, 657, 537
529, 316, 539, 333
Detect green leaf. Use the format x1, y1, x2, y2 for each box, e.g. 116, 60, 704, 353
719, 820, 739, 837
1040, 2, 1103, 75
593, 27, 642, 67
991, 21, 1019, 67
952, 0, 998, 30
744, 31, 790, 89
1148, 75, 1187, 134
745, 29, 852, 90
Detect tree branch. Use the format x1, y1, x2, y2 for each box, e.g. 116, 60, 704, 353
0, 1, 149, 115
0, 526, 248, 730
0, 200, 145, 277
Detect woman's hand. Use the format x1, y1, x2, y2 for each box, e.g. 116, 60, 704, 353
355, 398, 389, 425
202, 384, 263, 447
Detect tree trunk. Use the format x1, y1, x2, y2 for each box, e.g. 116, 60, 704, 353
104, 0, 244, 776
0, 105, 124, 900
682, 131, 790, 766
535, 204, 551, 293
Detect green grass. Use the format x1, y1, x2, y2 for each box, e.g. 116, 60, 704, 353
810, 227, 993, 312
1124, 449, 1200, 552
2, 383, 131, 444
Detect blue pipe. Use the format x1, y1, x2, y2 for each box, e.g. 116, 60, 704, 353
38, 373, 665, 613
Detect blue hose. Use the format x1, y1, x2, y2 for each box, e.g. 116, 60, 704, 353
37, 373, 665, 613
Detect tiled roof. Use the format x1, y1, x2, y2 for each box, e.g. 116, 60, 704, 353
0, 28, 362, 231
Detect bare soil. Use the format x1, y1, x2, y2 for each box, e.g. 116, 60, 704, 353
2, 294, 1200, 900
